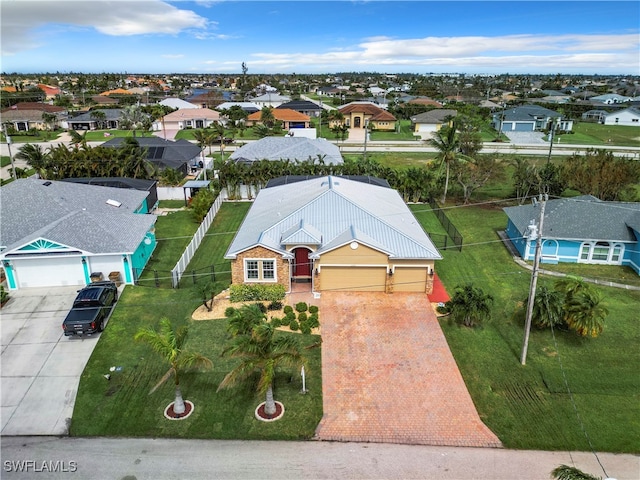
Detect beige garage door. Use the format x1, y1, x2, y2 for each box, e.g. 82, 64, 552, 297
393, 267, 428, 292
320, 267, 387, 292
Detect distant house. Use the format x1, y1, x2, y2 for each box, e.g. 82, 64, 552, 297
224, 175, 442, 294
216, 102, 260, 114
250, 93, 291, 109
229, 137, 343, 165
503, 196, 640, 275
0, 109, 50, 131
158, 107, 221, 131
245, 108, 310, 130
410, 109, 457, 139
590, 94, 632, 105
102, 137, 202, 177
581, 110, 609, 123
158, 98, 199, 110
492, 105, 573, 132
0, 179, 157, 290
316, 86, 342, 97
276, 100, 323, 118
68, 109, 123, 130
603, 107, 640, 126
407, 97, 443, 108
335, 102, 396, 131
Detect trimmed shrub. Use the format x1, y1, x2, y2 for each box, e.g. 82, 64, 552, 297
283, 305, 294, 315
224, 306, 237, 318
295, 302, 308, 313
285, 311, 296, 323
267, 300, 283, 311
300, 321, 311, 335
289, 319, 299, 331
229, 284, 286, 302
308, 305, 319, 314
297, 312, 308, 323
270, 317, 282, 328
254, 302, 267, 314
308, 314, 319, 329
280, 316, 291, 327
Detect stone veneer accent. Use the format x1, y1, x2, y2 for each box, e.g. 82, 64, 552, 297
230, 246, 290, 290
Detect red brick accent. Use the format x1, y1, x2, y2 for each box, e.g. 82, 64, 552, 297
230, 246, 290, 290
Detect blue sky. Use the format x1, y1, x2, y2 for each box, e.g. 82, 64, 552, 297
2, 1, 639, 75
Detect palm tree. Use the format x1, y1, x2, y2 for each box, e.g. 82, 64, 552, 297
551, 465, 601, 480
134, 317, 213, 415
260, 106, 276, 129
218, 318, 305, 416
225, 303, 265, 336
529, 285, 565, 329
15, 143, 49, 178
443, 283, 493, 328
564, 288, 608, 338
90, 110, 107, 130
120, 105, 151, 137
427, 123, 460, 204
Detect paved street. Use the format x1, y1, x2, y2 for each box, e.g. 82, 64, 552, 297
1, 436, 638, 480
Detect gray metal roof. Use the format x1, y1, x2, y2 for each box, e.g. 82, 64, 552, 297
225, 176, 441, 261
229, 137, 343, 165
410, 109, 458, 124
500, 105, 562, 122
0, 179, 155, 254
503, 195, 640, 242
69, 109, 124, 122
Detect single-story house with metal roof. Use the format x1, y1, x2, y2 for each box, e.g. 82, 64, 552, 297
216, 102, 260, 114
67, 109, 124, 130
603, 107, 640, 126
492, 105, 573, 132
409, 109, 457, 140
0, 179, 157, 290
276, 100, 323, 118
101, 137, 202, 177
503, 195, 640, 275
224, 175, 442, 294
158, 98, 199, 110
229, 137, 343, 166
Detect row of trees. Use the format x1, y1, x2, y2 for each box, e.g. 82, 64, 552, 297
16, 138, 156, 180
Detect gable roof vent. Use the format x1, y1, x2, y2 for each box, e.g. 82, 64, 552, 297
106, 199, 122, 208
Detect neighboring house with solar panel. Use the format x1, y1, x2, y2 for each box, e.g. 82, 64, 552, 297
102, 137, 202, 177
224, 175, 442, 294
0, 179, 157, 290
503, 196, 640, 275
229, 137, 343, 166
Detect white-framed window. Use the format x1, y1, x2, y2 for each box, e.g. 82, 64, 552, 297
578, 242, 624, 264
244, 259, 276, 282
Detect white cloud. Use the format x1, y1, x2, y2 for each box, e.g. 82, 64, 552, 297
1, 0, 208, 55
248, 33, 639, 73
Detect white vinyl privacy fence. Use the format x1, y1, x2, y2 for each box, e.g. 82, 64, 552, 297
171, 195, 223, 288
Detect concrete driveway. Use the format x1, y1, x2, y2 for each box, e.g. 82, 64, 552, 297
1, 286, 103, 435
316, 292, 501, 447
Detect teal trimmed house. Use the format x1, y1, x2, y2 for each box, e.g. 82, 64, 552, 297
503, 195, 640, 275
1, 178, 157, 290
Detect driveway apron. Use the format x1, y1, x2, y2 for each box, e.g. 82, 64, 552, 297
1, 286, 101, 435
316, 292, 501, 447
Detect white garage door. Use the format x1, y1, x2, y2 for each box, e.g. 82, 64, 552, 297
14, 256, 86, 288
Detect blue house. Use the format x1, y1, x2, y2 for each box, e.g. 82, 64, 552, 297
503, 196, 640, 275
1, 179, 157, 290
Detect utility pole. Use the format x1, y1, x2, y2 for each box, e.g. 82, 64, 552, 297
363, 120, 369, 162
521, 193, 547, 365
546, 120, 556, 165
3, 123, 17, 180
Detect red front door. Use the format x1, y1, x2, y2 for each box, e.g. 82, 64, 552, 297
293, 248, 311, 277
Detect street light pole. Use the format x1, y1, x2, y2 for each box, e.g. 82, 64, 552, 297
521, 193, 547, 365
546, 120, 556, 165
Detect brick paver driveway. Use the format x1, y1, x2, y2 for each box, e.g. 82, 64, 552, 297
316, 292, 501, 447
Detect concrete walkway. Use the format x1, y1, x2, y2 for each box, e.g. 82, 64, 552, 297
316, 292, 501, 447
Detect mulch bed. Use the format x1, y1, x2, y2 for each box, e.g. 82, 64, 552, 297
256, 402, 283, 420
165, 401, 193, 419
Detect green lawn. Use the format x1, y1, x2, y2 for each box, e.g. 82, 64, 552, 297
557, 122, 640, 147
427, 204, 640, 453
1, 156, 11, 168
1, 131, 61, 143
343, 151, 438, 169
71, 202, 324, 439
370, 120, 418, 141
84, 130, 154, 141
